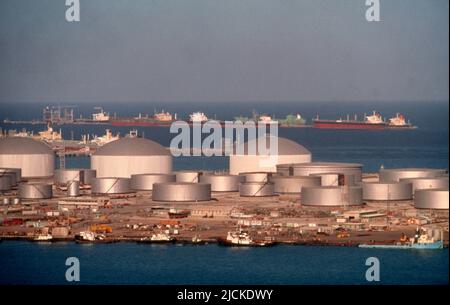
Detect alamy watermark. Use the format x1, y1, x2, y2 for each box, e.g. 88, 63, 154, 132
65, 257, 80, 282
365, 257, 380, 282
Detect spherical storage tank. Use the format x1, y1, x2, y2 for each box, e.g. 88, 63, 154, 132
379, 168, 447, 183
18, 183, 53, 199
271, 176, 321, 194
229, 136, 311, 175
414, 188, 449, 210
200, 174, 241, 192
152, 182, 211, 202
362, 182, 412, 201
0, 138, 54, 178
130, 173, 176, 191
399, 177, 449, 194
91, 138, 172, 178
91, 178, 131, 194
301, 186, 363, 206
292, 162, 363, 182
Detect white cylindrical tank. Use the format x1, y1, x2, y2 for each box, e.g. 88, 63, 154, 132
175, 171, 203, 183
152, 182, 211, 202
91, 178, 131, 194
229, 136, 312, 175
301, 186, 363, 206
130, 173, 176, 191
292, 162, 363, 182
91, 138, 172, 178
18, 183, 53, 199
399, 177, 449, 194
379, 168, 447, 183
54, 169, 84, 185
67, 180, 80, 197
363, 182, 413, 201
239, 182, 275, 197
0, 138, 55, 178
414, 188, 449, 210
239, 172, 272, 183
199, 174, 241, 192
272, 176, 321, 194
0, 176, 12, 191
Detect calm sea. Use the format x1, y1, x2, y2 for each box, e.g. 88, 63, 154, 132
0, 241, 448, 285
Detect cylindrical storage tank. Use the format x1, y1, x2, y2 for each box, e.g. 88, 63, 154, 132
18, 183, 52, 199
130, 173, 176, 191
13, 198, 20, 205
0, 138, 55, 178
175, 171, 203, 183
0, 168, 21, 185
82, 169, 96, 185
276, 164, 294, 176
301, 186, 363, 206
152, 182, 211, 202
292, 162, 363, 182
309, 173, 355, 186
199, 174, 241, 192
54, 169, 84, 185
67, 180, 80, 197
239, 182, 275, 197
379, 168, 447, 183
0, 176, 12, 191
91, 178, 131, 194
399, 177, 449, 194
230, 136, 312, 175
363, 182, 412, 201
239, 172, 272, 183
414, 188, 449, 210
91, 138, 172, 178
2, 197, 10, 205
272, 176, 321, 194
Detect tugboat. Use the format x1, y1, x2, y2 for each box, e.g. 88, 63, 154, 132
74, 231, 106, 243
218, 229, 276, 247
386, 113, 416, 129
138, 233, 175, 244
359, 227, 444, 250
189, 112, 208, 123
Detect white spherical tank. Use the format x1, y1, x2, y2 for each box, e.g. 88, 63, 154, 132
229, 136, 311, 175
91, 138, 172, 178
0, 138, 54, 178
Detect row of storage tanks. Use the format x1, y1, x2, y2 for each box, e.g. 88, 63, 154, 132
1, 136, 448, 209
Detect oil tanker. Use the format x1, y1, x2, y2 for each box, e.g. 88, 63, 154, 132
313, 111, 415, 130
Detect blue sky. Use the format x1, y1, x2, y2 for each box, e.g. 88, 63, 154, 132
0, 0, 448, 103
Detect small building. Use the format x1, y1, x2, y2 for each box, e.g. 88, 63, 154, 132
341, 222, 365, 231
51, 226, 69, 238
191, 206, 234, 218
360, 213, 387, 223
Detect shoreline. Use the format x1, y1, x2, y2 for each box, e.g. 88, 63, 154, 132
1, 236, 448, 249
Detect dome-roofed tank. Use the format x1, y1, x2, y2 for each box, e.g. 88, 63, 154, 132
91, 137, 172, 178
0, 137, 55, 178
229, 136, 311, 175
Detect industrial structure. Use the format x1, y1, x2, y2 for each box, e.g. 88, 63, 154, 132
379, 168, 447, 182
0, 138, 55, 178
91, 137, 172, 178
399, 177, 449, 195
91, 177, 131, 194
18, 183, 53, 199
130, 173, 176, 191
414, 188, 449, 210
301, 186, 363, 206
199, 174, 241, 192
152, 182, 211, 202
362, 182, 413, 201
229, 136, 312, 175
271, 176, 321, 194
288, 162, 363, 182
239, 182, 275, 197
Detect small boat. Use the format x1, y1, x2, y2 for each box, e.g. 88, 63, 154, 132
34, 234, 53, 241
74, 231, 106, 243
359, 227, 444, 250
138, 233, 175, 244
218, 229, 276, 247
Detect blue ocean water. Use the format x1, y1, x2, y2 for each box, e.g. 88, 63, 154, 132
0, 101, 448, 172
0, 241, 447, 285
